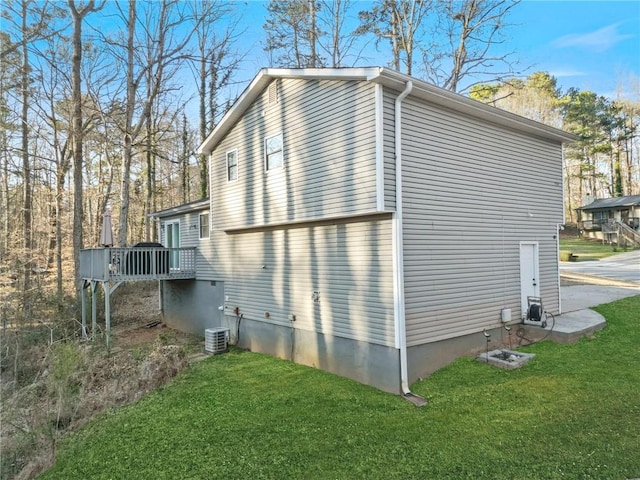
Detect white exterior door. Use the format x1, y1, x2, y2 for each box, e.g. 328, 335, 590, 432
165, 221, 180, 269
519, 241, 540, 318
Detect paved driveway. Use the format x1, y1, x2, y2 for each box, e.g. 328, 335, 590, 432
561, 285, 640, 312
560, 250, 640, 284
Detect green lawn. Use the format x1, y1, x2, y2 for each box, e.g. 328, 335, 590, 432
560, 237, 636, 261
40, 296, 640, 480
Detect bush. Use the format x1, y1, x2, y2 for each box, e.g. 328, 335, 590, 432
559, 251, 574, 262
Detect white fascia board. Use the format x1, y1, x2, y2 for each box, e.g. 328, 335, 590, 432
263, 67, 382, 81
150, 199, 210, 219
198, 66, 577, 155
197, 67, 383, 155
197, 69, 272, 154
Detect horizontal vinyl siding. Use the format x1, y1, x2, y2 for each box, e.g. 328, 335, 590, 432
211, 79, 378, 231
160, 215, 197, 247
383, 88, 397, 210
400, 96, 564, 346
224, 217, 395, 346
159, 210, 224, 280
194, 229, 224, 280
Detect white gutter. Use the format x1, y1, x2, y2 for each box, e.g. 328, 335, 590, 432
393, 80, 413, 396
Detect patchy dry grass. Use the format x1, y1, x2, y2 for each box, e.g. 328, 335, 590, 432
1, 281, 202, 480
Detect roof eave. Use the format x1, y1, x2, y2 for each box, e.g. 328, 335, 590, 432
150, 198, 210, 219
197, 67, 577, 155
196, 68, 384, 155
370, 68, 578, 144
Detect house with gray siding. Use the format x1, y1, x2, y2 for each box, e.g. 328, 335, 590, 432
577, 194, 640, 246
155, 68, 575, 395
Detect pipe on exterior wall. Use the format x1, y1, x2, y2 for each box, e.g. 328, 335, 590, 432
393, 80, 413, 396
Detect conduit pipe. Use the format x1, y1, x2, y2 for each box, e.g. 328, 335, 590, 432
393, 80, 413, 396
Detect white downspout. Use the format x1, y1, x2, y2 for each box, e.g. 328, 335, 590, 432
393, 80, 413, 396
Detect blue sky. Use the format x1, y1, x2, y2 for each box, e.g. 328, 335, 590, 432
507, 1, 639, 97
230, 0, 640, 99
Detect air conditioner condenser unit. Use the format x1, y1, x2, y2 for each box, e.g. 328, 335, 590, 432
204, 327, 230, 354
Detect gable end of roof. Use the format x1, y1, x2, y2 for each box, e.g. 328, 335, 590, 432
197, 67, 577, 155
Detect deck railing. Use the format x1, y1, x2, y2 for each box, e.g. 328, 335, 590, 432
80, 247, 196, 281
581, 217, 640, 231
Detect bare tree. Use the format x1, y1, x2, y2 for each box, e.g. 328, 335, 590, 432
264, 0, 325, 68
180, 113, 190, 204
20, 0, 33, 292
423, 0, 520, 92
68, 0, 104, 302
358, 0, 431, 75
2, 0, 60, 292
0, 0, 54, 61
113, 0, 201, 246
192, 0, 241, 199
35, 41, 73, 298
0, 32, 21, 264
317, 0, 361, 67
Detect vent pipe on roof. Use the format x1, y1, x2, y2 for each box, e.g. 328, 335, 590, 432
392, 80, 425, 406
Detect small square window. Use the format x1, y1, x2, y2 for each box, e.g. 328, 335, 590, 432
199, 213, 209, 239
226, 150, 238, 182
265, 133, 283, 171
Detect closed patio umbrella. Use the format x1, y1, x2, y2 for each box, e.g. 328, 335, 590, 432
99, 206, 114, 247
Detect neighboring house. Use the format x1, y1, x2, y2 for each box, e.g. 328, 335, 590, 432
577, 195, 640, 245
154, 68, 575, 395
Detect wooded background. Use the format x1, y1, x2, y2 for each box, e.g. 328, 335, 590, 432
1, 0, 639, 303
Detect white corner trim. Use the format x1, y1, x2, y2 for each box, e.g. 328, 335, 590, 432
375, 83, 385, 212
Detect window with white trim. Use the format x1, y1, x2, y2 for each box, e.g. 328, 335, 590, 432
264, 133, 283, 171
199, 212, 209, 239
226, 150, 238, 182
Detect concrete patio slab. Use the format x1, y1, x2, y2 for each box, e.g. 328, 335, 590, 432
520, 284, 639, 344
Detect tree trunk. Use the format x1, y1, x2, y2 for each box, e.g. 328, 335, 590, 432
55, 171, 65, 299
182, 113, 189, 203
625, 136, 633, 195
144, 109, 152, 241
199, 51, 208, 198
118, 0, 136, 247
564, 155, 573, 223
69, 1, 87, 303
21, 0, 32, 294
309, 0, 316, 67
614, 146, 623, 197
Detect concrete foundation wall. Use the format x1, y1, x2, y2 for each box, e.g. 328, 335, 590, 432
407, 322, 520, 381
220, 314, 401, 394
162, 279, 225, 336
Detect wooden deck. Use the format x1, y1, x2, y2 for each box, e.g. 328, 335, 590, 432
79, 246, 197, 347
80, 247, 196, 281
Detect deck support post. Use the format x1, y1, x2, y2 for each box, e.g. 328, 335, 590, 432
158, 280, 162, 312
100, 281, 122, 349
104, 283, 110, 348
81, 280, 88, 340
91, 280, 98, 340
79, 245, 195, 347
